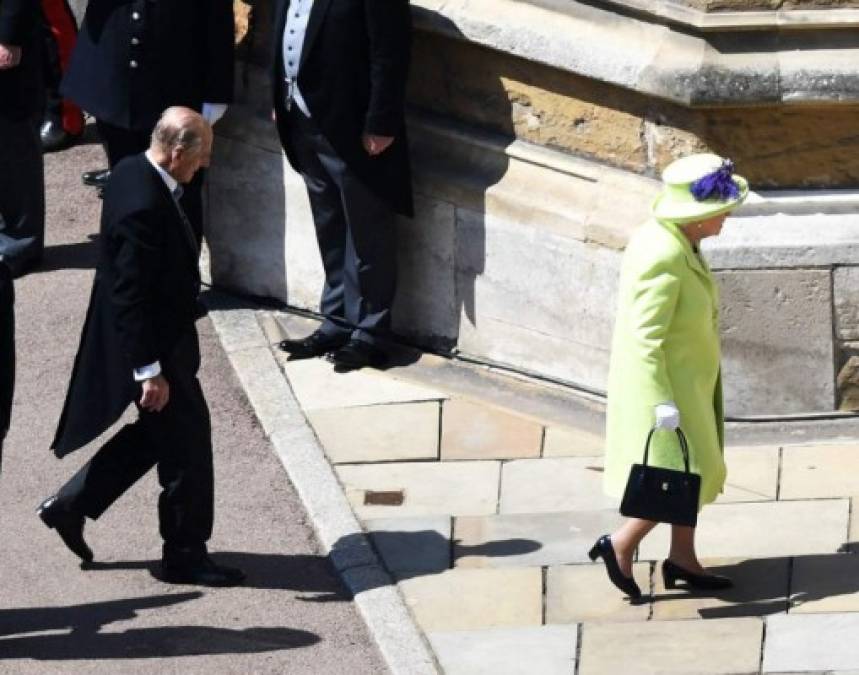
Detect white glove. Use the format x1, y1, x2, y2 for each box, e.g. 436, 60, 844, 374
654, 402, 680, 430
202, 102, 228, 126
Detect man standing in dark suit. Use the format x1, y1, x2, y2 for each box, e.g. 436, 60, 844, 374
0, 0, 45, 277
38, 107, 244, 588
0, 260, 13, 468
273, 0, 413, 371
63, 0, 234, 238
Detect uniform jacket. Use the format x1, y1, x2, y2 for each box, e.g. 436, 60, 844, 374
272, 0, 414, 217
62, 0, 234, 132
0, 260, 13, 465
603, 219, 726, 508
52, 154, 202, 456
0, 0, 44, 119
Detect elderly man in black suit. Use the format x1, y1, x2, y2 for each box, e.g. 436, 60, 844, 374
63, 0, 234, 239
274, 0, 413, 371
0, 0, 45, 277
0, 261, 13, 467
38, 107, 244, 588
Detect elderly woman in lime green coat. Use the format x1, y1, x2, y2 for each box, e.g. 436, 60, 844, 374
589, 153, 748, 601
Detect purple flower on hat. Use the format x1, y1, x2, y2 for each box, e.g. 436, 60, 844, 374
690, 159, 740, 202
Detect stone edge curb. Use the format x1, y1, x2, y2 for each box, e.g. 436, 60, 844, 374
205, 305, 440, 675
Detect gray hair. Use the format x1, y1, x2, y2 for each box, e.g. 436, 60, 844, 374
150, 107, 206, 154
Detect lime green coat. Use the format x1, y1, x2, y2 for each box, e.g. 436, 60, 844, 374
603, 219, 726, 508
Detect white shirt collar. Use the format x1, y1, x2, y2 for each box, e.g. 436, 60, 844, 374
145, 150, 179, 194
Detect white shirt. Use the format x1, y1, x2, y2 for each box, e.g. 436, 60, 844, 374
282, 0, 313, 116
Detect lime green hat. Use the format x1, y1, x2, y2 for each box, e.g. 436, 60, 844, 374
651, 153, 748, 225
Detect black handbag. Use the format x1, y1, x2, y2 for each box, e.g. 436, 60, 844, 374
620, 427, 701, 527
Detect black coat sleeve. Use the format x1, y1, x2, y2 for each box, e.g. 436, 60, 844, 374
203, 0, 236, 104
363, 0, 411, 136
0, 261, 14, 448
0, 0, 36, 44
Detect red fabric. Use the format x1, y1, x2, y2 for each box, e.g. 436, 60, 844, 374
41, 0, 84, 134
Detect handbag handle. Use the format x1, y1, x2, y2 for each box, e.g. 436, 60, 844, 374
642, 427, 691, 474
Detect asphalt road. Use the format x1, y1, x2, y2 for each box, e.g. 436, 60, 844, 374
0, 125, 386, 674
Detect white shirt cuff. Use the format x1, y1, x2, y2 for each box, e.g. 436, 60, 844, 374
133, 361, 162, 382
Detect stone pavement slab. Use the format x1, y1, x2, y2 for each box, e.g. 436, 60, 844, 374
336, 461, 501, 519
546, 563, 651, 623
652, 557, 789, 620
780, 444, 859, 499
399, 568, 543, 632
639, 499, 850, 559
718, 445, 780, 503
500, 457, 617, 514
307, 402, 440, 464
763, 613, 859, 673
364, 516, 452, 579
453, 510, 624, 568
428, 625, 578, 675
579, 617, 763, 675
790, 554, 859, 614
440, 398, 542, 460
542, 424, 604, 457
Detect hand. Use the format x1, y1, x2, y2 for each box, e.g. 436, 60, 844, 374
362, 133, 394, 156
654, 402, 680, 430
0, 44, 22, 70
202, 102, 228, 126
140, 374, 170, 413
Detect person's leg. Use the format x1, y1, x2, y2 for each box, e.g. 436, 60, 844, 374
610, 517, 659, 576
94, 120, 149, 169
668, 525, 705, 573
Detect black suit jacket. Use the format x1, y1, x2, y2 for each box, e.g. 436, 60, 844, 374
273, 0, 414, 217
0, 0, 43, 120
62, 0, 234, 132
52, 154, 202, 457
0, 261, 13, 465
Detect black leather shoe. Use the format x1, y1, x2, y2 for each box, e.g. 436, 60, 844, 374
278, 330, 348, 360
328, 339, 388, 372
81, 168, 111, 189
662, 559, 733, 591
588, 534, 642, 599
37, 496, 94, 563
156, 555, 246, 587
40, 120, 80, 153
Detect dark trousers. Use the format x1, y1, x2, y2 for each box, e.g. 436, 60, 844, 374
0, 261, 14, 467
55, 330, 213, 561
286, 108, 397, 346
96, 120, 205, 243
41, 0, 83, 134
0, 116, 45, 275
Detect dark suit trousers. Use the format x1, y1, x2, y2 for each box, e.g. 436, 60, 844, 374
286, 108, 397, 346
0, 261, 14, 467
55, 329, 213, 560
0, 115, 45, 274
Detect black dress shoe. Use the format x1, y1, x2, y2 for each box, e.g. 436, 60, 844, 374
328, 339, 388, 372
278, 330, 348, 360
37, 496, 94, 563
662, 559, 733, 591
156, 555, 246, 587
40, 120, 80, 153
588, 534, 642, 599
81, 168, 111, 189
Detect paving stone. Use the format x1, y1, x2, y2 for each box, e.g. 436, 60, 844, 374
850, 496, 859, 552
307, 402, 440, 464
282, 357, 446, 411
652, 557, 789, 620
579, 617, 763, 675
546, 563, 651, 623
780, 444, 859, 499
453, 511, 624, 568
440, 398, 542, 460
764, 614, 859, 673
542, 425, 604, 457
399, 567, 543, 632
336, 461, 501, 519
638, 499, 849, 560
500, 457, 617, 514
428, 625, 578, 675
718, 446, 780, 503
790, 554, 859, 614
364, 516, 452, 579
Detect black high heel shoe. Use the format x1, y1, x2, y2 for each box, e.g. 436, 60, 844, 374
588, 534, 642, 600
662, 559, 733, 591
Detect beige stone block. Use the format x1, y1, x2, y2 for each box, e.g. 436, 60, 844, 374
546, 563, 650, 623
578, 617, 764, 675
542, 425, 604, 458
440, 398, 542, 461
851, 495, 859, 552
500, 457, 617, 514
651, 557, 789, 620
764, 613, 859, 673
718, 446, 779, 503
791, 554, 859, 613
780, 444, 859, 499
399, 567, 542, 632
336, 461, 501, 519
307, 402, 439, 464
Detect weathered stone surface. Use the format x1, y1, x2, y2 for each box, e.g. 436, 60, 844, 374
542, 425, 605, 458
546, 564, 651, 623
282, 162, 325, 311
764, 614, 859, 673
835, 266, 859, 341
780, 444, 859, 499
364, 516, 452, 579
791, 553, 859, 613
429, 626, 578, 675
718, 445, 779, 503
500, 458, 617, 514
441, 399, 542, 461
